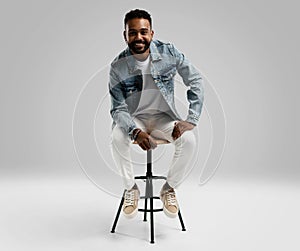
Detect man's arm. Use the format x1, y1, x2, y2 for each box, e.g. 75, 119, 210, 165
171, 44, 204, 126
109, 66, 157, 150
168, 44, 204, 140
109, 66, 137, 138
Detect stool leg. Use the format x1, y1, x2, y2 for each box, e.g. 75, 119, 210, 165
111, 190, 125, 233
178, 209, 186, 231
147, 150, 155, 244
149, 178, 155, 244
150, 196, 155, 244
143, 197, 148, 222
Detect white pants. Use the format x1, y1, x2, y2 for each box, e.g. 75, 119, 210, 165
111, 114, 196, 190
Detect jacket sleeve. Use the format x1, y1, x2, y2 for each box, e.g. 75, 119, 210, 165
171, 44, 204, 126
109, 65, 137, 138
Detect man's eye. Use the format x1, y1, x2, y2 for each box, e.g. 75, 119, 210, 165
141, 31, 148, 35
129, 32, 137, 36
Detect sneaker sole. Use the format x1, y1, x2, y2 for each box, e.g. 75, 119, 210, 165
160, 193, 178, 218
123, 207, 138, 219
163, 207, 178, 218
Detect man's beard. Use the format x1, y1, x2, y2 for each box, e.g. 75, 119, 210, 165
128, 40, 151, 54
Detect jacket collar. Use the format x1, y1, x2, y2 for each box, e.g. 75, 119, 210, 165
125, 40, 162, 73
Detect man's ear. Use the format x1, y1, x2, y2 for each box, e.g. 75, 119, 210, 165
150, 29, 154, 40
123, 30, 127, 42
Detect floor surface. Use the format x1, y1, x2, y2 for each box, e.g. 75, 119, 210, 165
0, 175, 299, 251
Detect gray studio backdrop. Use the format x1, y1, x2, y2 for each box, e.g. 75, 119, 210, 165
0, 0, 298, 187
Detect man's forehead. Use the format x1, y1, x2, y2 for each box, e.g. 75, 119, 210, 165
128, 27, 150, 31
125, 18, 151, 30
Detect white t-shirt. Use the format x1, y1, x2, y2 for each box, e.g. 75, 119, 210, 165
133, 56, 171, 118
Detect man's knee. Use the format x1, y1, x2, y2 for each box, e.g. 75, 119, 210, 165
175, 130, 196, 148
112, 126, 130, 146
184, 130, 196, 147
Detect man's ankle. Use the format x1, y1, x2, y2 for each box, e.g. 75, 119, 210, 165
129, 183, 138, 191
161, 181, 173, 192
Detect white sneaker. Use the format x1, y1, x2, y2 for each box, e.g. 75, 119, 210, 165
123, 186, 140, 219
160, 188, 179, 218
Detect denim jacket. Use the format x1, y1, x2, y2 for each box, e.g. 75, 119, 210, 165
109, 39, 204, 138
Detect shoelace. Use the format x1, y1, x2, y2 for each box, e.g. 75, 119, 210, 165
124, 190, 137, 207
165, 191, 177, 206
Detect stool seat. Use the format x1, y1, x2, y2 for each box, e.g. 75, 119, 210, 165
133, 138, 170, 145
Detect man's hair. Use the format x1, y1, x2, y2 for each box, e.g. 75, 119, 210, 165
124, 9, 152, 28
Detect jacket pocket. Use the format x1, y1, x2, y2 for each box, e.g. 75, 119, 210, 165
160, 66, 177, 82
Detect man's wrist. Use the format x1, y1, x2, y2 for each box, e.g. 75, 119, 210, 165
185, 119, 197, 127
184, 120, 196, 126
132, 128, 142, 141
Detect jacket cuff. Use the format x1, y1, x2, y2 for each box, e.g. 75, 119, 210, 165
128, 125, 137, 140
186, 113, 200, 126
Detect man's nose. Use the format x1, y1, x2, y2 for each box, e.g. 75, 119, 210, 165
135, 32, 142, 40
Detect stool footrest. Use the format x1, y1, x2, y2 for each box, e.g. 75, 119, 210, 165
138, 208, 163, 212
135, 175, 166, 180
140, 196, 161, 200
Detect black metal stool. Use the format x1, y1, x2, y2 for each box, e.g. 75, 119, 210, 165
110, 139, 186, 244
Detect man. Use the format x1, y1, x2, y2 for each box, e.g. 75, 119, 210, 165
109, 9, 204, 219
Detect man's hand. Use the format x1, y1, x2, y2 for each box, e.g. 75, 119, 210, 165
135, 130, 157, 151
172, 121, 195, 140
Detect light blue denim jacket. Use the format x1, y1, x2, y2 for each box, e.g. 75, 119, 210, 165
109, 39, 204, 138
